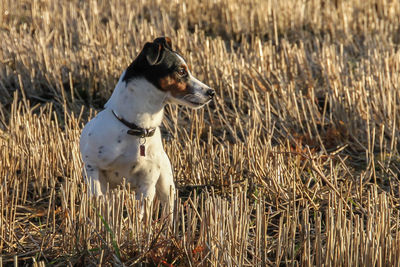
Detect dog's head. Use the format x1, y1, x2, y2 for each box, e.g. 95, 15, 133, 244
123, 37, 215, 108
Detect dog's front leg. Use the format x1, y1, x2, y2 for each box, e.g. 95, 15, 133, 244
156, 153, 175, 221
136, 183, 157, 220
84, 164, 106, 196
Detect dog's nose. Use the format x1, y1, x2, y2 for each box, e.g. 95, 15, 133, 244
206, 89, 215, 98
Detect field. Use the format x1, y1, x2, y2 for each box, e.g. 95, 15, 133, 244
1, 0, 400, 266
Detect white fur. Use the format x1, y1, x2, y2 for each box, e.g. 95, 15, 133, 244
80, 69, 212, 219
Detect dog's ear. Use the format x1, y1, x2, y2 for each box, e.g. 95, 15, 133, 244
153, 37, 172, 50
143, 42, 162, 66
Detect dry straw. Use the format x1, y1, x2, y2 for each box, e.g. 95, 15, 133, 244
1, 0, 399, 265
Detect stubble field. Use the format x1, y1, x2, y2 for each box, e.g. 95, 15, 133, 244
1, 0, 400, 266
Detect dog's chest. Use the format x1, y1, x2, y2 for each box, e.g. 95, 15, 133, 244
108, 135, 162, 179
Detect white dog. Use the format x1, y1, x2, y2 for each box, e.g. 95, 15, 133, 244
80, 37, 214, 216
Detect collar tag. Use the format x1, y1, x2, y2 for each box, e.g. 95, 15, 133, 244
140, 144, 146, 156
139, 137, 146, 157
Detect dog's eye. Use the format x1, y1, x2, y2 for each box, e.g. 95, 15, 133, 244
177, 68, 187, 77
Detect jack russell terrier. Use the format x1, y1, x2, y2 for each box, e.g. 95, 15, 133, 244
80, 37, 215, 217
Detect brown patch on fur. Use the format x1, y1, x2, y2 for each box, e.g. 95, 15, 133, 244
159, 74, 188, 96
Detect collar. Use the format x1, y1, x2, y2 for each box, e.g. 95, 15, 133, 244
111, 110, 156, 137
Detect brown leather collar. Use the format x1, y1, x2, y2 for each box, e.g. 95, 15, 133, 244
112, 110, 156, 137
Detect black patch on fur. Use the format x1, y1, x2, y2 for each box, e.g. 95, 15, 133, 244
123, 37, 186, 89
131, 163, 137, 170
117, 139, 121, 143
88, 132, 92, 136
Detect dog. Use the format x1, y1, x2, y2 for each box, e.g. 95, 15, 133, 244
80, 37, 214, 217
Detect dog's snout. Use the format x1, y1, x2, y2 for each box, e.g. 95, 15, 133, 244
206, 89, 215, 98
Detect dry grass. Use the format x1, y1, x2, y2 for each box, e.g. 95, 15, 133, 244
1, 0, 400, 266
